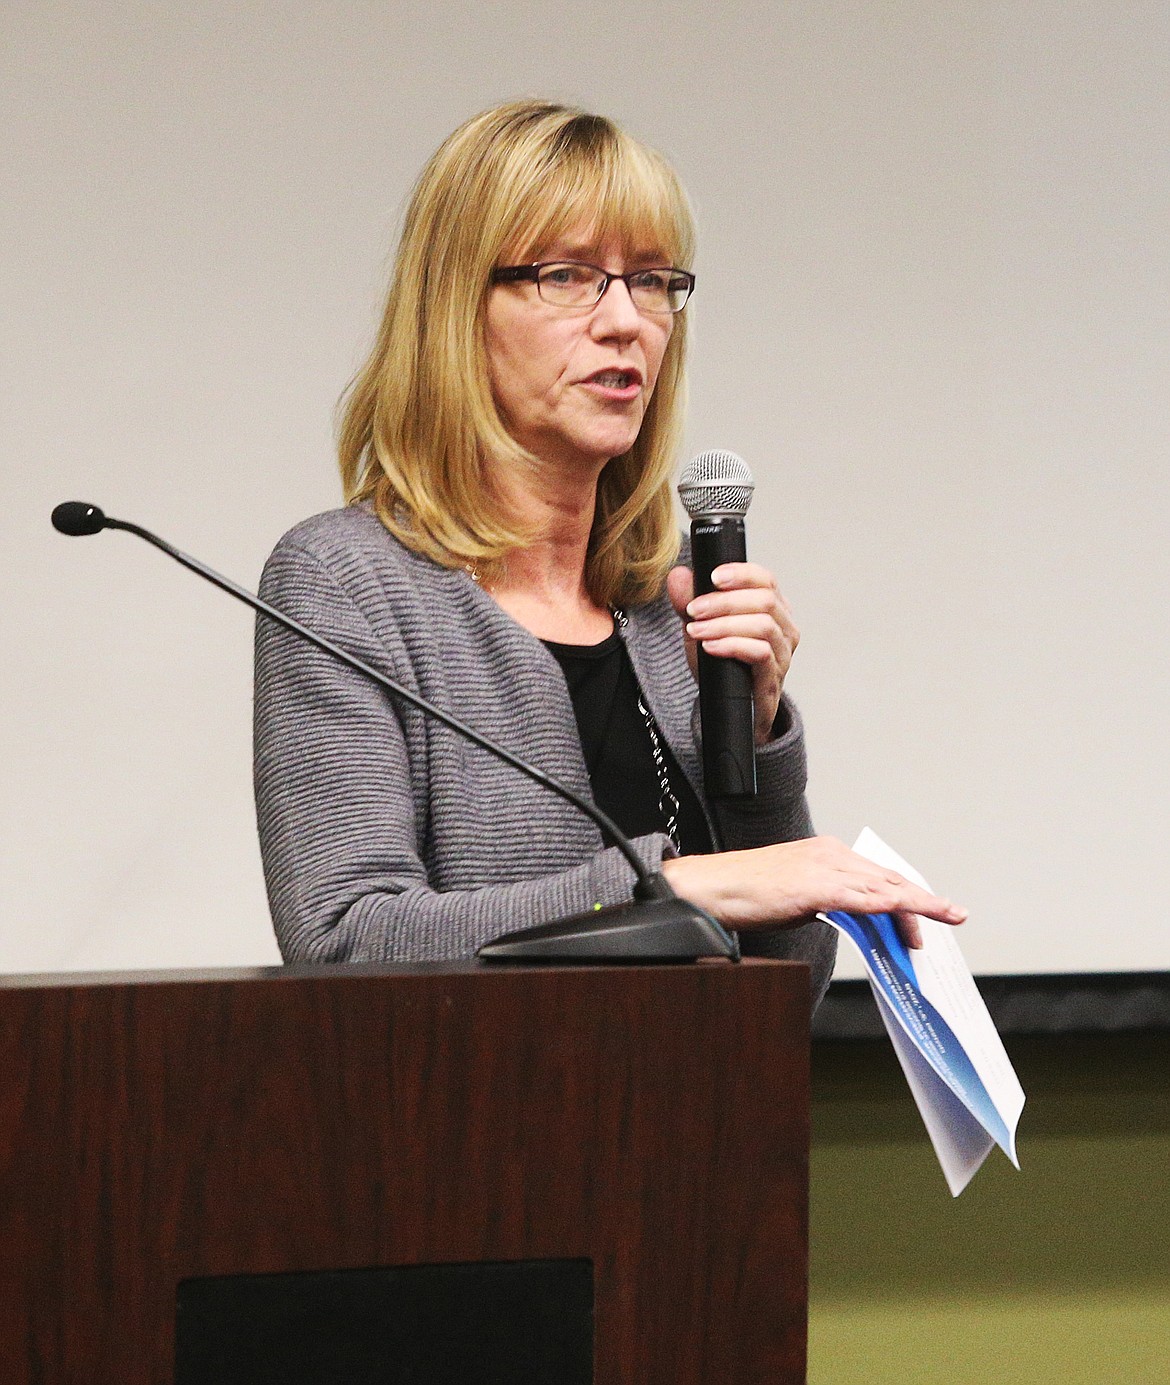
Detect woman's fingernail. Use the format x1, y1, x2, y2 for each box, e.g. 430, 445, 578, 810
686, 599, 707, 617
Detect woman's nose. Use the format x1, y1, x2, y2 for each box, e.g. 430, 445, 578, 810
591, 276, 642, 336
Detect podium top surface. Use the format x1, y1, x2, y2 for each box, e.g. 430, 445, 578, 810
0, 956, 800, 992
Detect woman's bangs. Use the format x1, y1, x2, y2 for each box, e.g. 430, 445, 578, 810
507, 139, 692, 268
596, 153, 691, 266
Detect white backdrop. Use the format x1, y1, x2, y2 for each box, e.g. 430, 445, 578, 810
4, 0, 1167, 976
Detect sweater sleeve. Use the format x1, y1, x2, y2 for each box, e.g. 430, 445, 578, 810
254, 541, 673, 963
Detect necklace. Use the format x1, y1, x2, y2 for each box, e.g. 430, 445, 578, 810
613, 608, 682, 853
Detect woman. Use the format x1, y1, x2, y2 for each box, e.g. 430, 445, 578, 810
254, 101, 964, 1006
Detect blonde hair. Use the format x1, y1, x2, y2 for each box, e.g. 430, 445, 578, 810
337, 100, 696, 607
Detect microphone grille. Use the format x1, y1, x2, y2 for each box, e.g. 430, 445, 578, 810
677, 450, 755, 518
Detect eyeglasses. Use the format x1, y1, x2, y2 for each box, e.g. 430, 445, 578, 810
491, 261, 696, 314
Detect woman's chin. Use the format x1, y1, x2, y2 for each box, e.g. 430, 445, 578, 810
575, 423, 645, 468
523, 434, 639, 474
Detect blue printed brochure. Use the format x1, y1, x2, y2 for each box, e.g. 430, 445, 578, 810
820, 829, 1025, 1196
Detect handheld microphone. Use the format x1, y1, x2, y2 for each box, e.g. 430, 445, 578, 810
677, 451, 758, 799
51, 501, 737, 964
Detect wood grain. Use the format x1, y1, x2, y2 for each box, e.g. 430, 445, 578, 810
0, 959, 810, 1383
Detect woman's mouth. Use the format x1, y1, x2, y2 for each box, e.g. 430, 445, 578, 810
582, 368, 643, 399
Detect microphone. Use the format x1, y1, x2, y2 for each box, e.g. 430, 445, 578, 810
677, 450, 758, 799
51, 501, 738, 964
51, 501, 106, 536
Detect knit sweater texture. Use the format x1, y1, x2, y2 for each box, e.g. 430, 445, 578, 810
254, 505, 837, 1004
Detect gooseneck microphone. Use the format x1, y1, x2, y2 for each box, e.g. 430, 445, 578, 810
51, 501, 107, 536
677, 451, 758, 799
50, 501, 737, 964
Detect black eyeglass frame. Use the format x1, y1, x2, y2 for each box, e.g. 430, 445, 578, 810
490, 261, 696, 313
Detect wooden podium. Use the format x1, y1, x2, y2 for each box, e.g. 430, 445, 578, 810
0, 959, 810, 1384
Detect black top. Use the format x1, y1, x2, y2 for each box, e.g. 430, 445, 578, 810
544, 627, 713, 857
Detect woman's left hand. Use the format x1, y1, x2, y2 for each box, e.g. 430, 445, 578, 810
666, 563, 800, 745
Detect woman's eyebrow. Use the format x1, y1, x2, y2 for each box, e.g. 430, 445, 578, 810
540, 244, 670, 265
537, 239, 599, 261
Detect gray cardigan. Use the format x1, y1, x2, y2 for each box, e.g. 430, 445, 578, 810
254, 505, 837, 1004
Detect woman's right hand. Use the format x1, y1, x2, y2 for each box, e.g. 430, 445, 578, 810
660, 836, 966, 949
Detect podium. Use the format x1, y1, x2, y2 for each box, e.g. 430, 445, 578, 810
0, 959, 810, 1383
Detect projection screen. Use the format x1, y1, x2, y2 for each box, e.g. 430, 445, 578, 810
4, 0, 1167, 979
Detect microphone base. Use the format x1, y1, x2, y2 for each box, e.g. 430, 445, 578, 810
476, 896, 740, 964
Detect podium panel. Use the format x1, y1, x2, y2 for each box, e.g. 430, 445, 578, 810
0, 958, 810, 1383
175, 1258, 593, 1384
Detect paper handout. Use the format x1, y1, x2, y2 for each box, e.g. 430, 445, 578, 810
820, 829, 1025, 1196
